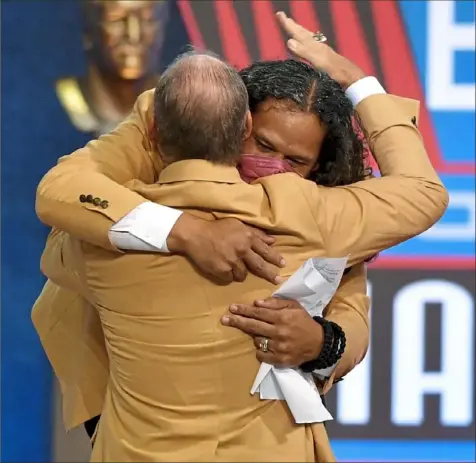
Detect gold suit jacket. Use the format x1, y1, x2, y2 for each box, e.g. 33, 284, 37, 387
40, 101, 448, 460
43, 166, 362, 462
33, 89, 373, 431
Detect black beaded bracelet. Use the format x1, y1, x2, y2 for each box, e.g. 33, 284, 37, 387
300, 317, 334, 372
314, 319, 334, 367
300, 317, 346, 373
313, 319, 341, 370
326, 320, 346, 366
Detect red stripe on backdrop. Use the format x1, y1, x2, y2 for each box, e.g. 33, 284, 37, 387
328, 0, 378, 171
289, 0, 321, 37
370, 256, 475, 270
250, 0, 288, 61
329, 0, 376, 76
370, 0, 475, 175
176, 0, 205, 49
213, 1, 251, 69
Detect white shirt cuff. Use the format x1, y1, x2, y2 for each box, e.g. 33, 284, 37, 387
345, 76, 386, 107
313, 362, 338, 380
109, 202, 183, 253
312, 340, 341, 379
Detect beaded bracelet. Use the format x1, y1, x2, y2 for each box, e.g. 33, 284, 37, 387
300, 317, 346, 373
325, 320, 346, 366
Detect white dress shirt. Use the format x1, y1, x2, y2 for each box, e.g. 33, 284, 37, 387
109, 76, 386, 252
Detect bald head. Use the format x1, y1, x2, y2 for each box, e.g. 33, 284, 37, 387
154, 51, 249, 165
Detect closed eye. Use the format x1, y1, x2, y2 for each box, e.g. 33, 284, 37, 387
286, 157, 306, 165
254, 137, 275, 153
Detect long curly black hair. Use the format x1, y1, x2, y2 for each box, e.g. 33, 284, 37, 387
239, 59, 371, 187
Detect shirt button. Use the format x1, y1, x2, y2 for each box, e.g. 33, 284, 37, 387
100, 200, 109, 209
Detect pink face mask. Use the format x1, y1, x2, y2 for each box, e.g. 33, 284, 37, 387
238, 154, 295, 183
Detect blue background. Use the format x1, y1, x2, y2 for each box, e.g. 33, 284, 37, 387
400, 0, 475, 165
386, 0, 475, 259
1, 1, 189, 460
1, 1, 474, 461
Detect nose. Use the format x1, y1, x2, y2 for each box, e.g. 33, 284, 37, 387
126, 15, 141, 44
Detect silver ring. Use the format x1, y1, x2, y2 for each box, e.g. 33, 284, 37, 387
259, 338, 269, 353
312, 31, 327, 43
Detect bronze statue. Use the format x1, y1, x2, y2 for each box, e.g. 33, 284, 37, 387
56, 0, 170, 135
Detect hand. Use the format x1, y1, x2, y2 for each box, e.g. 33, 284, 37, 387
276, 11, 366, 89
221, 297, 323, 367
167, 214, 286, 285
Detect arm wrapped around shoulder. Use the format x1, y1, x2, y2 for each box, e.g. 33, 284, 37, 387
36, 90, 161, 251
307, 94, 449, 266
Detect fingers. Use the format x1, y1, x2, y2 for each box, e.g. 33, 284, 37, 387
256, 350, 279, 365
221, 313, 276, 338
205, 268, 232, 285
231, 260, 248, 283
276, 11, 312, 42
254, 297, 292, 310
229, 303, 279, 324
206, 260, 236, 284
250, 227, 275, 245
253, 336, 275, 353
210, 241, 281, 285
243, 230, 286, 284
242, 250, 283, 285
255, 347, 294, 367
286, 39, 313, 60
251, 236, 285, 267
253, 337, 291, 368
256, 350, 293, 367
202, 219, 283, 285
286, 38, 329, 64
276, 11, 330, 65
253, 335, 295, 367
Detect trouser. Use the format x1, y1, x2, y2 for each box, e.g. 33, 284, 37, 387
84, 415, 100, 447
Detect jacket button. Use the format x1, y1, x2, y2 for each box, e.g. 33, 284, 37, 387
79, 194, 87, 203
100, 200, 109, 209
411, 116, 417, 127
92, 197, 101, 206
86, 195, 93, 203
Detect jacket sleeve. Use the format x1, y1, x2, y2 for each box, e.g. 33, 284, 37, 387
35, 90, 162, 251
317, 263, 370, 394
303, 94, 449, 266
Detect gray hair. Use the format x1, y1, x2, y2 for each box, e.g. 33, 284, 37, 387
153, 50, 249, 165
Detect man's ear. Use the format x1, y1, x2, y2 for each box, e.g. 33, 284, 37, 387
243, 110, 252, 140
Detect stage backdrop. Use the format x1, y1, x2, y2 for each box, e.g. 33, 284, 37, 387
1, 1, 474, 462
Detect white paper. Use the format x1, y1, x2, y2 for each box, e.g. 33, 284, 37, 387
250, 257, 348, 423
